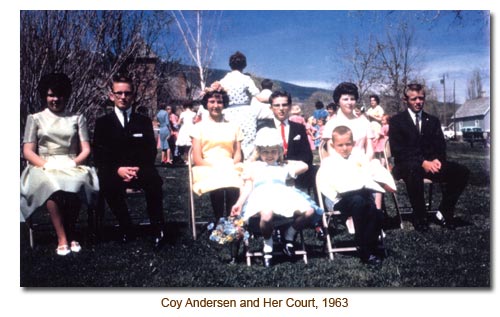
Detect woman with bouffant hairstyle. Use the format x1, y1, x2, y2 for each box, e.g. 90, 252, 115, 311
21, 73, 98, 256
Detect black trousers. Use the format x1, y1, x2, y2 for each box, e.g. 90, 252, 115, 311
99, 166, 165, 234
334, 189, 381, 259
395, 160, 469, 223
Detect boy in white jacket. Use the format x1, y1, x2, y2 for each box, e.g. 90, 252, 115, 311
317, 125, 396, 265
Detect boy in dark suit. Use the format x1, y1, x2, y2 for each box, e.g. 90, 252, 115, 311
93, 74, 166, 249
389, 83, 469, 231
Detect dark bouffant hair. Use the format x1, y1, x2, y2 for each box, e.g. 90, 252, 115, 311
229, 51, 247, 71
369, 94, 380, 104
38, 73, 72, 101
201, 90, 230, 109
332, 82, 359, 104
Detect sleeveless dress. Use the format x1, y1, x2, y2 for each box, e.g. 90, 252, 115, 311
241, 161, 322, 221
176, 110, 196, 147
20, 108, 99, 221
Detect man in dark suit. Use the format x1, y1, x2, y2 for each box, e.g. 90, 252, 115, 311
258, 90, 314, 191
93, 74, 166, 249
389, 83, 469, 231
257, 90, 323, 241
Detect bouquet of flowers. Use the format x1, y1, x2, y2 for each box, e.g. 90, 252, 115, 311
209, 216, 249, 244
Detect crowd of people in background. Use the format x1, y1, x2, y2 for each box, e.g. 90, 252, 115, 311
20, 50, 469, 268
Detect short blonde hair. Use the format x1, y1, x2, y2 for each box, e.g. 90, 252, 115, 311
331, 125, 353, 143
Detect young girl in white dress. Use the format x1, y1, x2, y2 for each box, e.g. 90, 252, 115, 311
231, 127, 322, 267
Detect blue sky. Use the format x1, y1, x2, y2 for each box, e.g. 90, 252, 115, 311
177, 10, 490, 104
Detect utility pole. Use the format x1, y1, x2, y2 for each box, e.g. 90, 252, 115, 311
440, 74, 447, 126
453, 80, 457, 137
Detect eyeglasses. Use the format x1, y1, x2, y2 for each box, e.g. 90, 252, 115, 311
271, 103, 290, 108
113, 91, 133, 97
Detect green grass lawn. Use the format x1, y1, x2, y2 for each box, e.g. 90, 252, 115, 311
20, 142, 490, 287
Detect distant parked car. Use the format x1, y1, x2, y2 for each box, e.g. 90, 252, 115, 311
461, 127, 486, 147
441, 126, 456, 140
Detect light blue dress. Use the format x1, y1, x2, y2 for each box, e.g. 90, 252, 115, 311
241, 161, 322, 221
156, 109, 171, 150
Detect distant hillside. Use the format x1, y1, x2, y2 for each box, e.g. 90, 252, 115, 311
177, 64, 331, 102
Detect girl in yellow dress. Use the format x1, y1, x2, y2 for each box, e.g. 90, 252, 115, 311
190, 82, 244, 224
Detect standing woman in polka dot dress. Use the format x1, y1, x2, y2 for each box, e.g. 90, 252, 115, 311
220, 51, 268, 160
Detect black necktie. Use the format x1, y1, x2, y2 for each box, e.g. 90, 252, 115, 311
122, 110, 128, 128
415, 114, 420, 134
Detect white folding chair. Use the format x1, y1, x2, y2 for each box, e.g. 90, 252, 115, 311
187, 148, 209, 240
315, 171, 358, 261
316, 146, 387, 260
243, 215, 308, 266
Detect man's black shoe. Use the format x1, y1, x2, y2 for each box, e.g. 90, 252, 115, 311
153, 230, 166, 251
361, 254, 383, 266
432, 213, 456, 230
444, 219, 456, 230
283, 241, 295, 257
414, 222, 429, 232
121, 233, 129, 244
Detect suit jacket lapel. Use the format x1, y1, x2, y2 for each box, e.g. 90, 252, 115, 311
420, 112, 430, 134
288, 122, 297, 144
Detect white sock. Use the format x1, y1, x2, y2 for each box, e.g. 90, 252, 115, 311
263, 237, 273, 253
284, 226, 297, 242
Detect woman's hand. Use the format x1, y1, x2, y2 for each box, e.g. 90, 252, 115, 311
43, 159, 76, 170
72, 141, 91, 165
231, 204, 242, 217
23, 142, 46, 167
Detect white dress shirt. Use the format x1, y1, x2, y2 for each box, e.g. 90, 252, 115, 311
273, 118, 289, 142
114, 106, 132, 128
407, 109, 422, 132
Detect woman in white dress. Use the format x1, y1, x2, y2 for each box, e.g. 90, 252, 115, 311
230, 128, 322, 267
220, 51, 268, 160
20, 73, 98, 256
175, 101, 196, 163
322, 82, 385, 209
